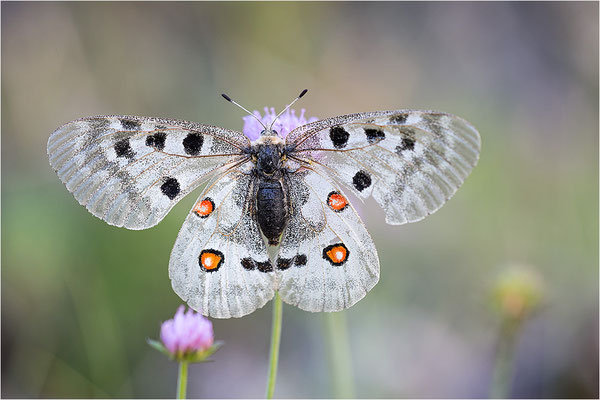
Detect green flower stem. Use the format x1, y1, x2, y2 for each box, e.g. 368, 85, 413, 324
325, 312, 355, 398
490, 321, 519, 398
266, 292, 283, 399
177, 361, 189, 399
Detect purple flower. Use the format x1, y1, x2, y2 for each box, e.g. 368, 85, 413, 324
243, 107, 318, 141
160, 306, 214, 355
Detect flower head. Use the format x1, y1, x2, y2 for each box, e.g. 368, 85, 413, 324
243, 107, 318, 141
161, 306, 213, 354
490, 265, 544, 322
149, 306, 221, 363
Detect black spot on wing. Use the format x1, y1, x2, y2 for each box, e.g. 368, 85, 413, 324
276, 258, 292, 271
364, 128, 385, 143
352, 170, 372, 192
183, 132, 204, 155
396, 137, 415, 153
241, 258, 255, 270
161, 177, 180, 200
390, 113, 408, 124
257, 260, 273, 273
294, 254, 307, 267
120, 118, 141, 130
329, 126, 350, 149
241, 257, 273, 273
146, 131, 166, 151
114, 138, 135, 159
277, 255, 308, 270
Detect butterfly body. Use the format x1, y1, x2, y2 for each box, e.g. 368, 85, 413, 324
254, 176, 288, 246
245, 131, 291, 246
48, 108, 481, 318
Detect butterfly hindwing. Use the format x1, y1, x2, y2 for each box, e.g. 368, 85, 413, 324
286, 110, 480, 225
275, 169, 380, 312
47, 115, 249, 229
169, 169, 275, 318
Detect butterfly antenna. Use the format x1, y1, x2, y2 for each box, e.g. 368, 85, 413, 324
221, 93, 267, 130
268, 89, 308, 131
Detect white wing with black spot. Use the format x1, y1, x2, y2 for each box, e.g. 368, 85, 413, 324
275, 169, 379, 312
169, 169, 276, 318
286, 110, 480, 225
47, 115, 249, 229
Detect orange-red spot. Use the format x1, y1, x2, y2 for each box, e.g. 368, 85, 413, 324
193, 198, 214, 217
200, 250, 223, 271
327, 191, 348, 212
325, 245, 348, 265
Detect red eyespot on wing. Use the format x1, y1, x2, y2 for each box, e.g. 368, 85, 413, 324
193, 197, 215, 218
327, 191, 348, 212
199, 249, 224, 272
323, 243, 349, 266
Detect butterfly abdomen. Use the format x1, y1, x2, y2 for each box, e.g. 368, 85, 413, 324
256, 178, 288, 246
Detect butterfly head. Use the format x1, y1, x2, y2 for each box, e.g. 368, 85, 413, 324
259, 128, 280, 137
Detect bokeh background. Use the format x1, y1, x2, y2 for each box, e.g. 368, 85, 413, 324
2, 2, 598, 398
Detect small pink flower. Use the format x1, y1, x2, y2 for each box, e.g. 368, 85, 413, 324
160, 306, 214, 355
243, 107, 318, 141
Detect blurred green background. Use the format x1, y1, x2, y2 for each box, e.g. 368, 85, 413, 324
2, 2, 598, 398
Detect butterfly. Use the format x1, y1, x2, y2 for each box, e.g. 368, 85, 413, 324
47, 90, 480, 318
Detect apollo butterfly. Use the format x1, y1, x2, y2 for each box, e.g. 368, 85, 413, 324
47, 90, 480, 318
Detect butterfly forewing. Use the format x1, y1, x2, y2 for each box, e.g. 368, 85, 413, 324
47, 115, 249, 229
286, 110, 481, 224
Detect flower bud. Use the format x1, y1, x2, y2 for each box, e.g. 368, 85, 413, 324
148, 306, 221, 363
490, 265, 543, 322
